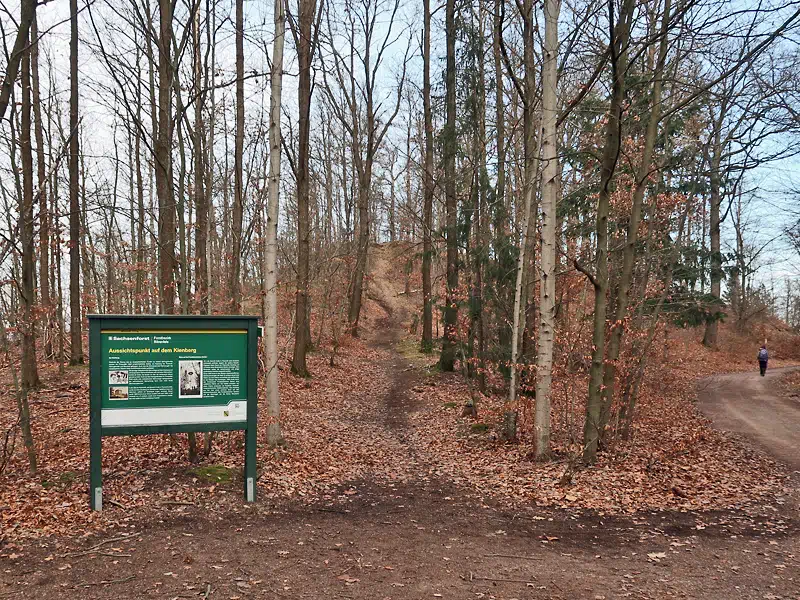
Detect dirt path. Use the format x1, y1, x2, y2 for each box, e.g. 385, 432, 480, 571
698, 366, 800, 472
3, 476, 799, 600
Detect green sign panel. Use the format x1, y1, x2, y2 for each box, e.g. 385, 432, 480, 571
101, 330, 248, 427
89, 315, 259, 511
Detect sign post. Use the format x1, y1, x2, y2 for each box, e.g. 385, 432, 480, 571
88, 315, 260, 510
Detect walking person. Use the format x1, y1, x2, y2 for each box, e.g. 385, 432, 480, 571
757, 344, 769, 377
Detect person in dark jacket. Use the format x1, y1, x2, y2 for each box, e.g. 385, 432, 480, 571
757, 345, 769, 376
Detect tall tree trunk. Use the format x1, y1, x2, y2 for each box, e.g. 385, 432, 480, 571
439, 0, 458, 372
176, 106, 198, 461
389, 167, 396, 242
583, 0, 634, 464
156, 0, 176, 314
493, 0, 511, 367
31, 15, 52, 358
194, 0, 213, 457
126, 118, 136, 312
291, 0, 316, 376
107, 137, 120, 314
176, 115, 189, 314
222, 115, 230, 278
348, 164, 370, 335
48, 107, 63, 340
69, 0, 83, 364
205, 0, 217, 314
322, 121, 334, 246
703, 140, 723, 346
231, 0, 244, 314
19, 38, 40, 390
346, 110, 366, 336
599, 0, 671, 434
534, 0, 560, 460
421, 0, 434, 352
507, 0, 538, 434
473, 0, 488, 392
194, 2, 208, 314
53, 138, 66, 373
265, 0, 285, 445
133, 32, 146, 313
81, 153, 104, 312
146, 4, 159, 314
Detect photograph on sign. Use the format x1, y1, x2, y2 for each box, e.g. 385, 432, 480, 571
179, 360, 203, 398
109, 386, 129, 399
109, 370, 128, 384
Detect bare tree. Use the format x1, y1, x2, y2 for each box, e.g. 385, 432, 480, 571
230, 0, 244, 313
506, 0, 540, 438
19, 18, 40, 389
581, 0, 635, 464
69, 0, 84, 363
492, 0, 511, 363
598, 0, 672, 437
421, 0, 433, 352
155, 0, 177, 314
439, 0, 458, 371
264, 0, 286, 446
194, 0, 208, 314
321, 0, 408, 336
30, 15, 52, 357
534, 0, 560, 460
288, 0, 322, 376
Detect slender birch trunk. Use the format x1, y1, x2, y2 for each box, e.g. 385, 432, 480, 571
264, 0, 286, 446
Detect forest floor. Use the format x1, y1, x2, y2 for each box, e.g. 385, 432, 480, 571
1, 244, 799, 598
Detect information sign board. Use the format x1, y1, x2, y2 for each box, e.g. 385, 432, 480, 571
89, 315, 259, 510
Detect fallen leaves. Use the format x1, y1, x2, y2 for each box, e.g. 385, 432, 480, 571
0, 335, 415, 540
402, 325, 791, 515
